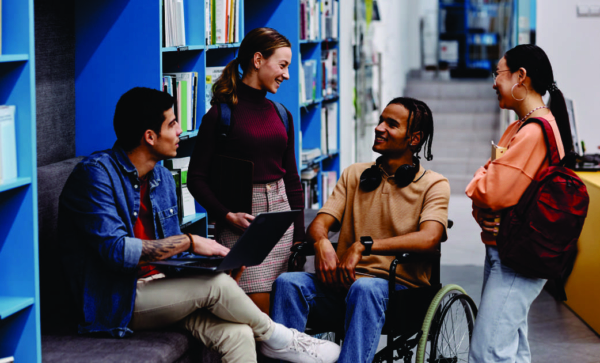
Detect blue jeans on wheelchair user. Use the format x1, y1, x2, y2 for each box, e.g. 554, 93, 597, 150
468, 245, 546, 363
271, 272, 407, 363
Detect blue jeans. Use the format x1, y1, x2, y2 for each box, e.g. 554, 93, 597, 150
271, 272, 407, 363
469, 246, 546, 363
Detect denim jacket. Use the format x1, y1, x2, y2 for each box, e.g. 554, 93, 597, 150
58, 144, 181, 337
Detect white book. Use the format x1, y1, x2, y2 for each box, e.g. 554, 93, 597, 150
181, 185, 196, 217
214, 0, 226, 44
164, 156, 190, 170
0, 105, 17, 183
325, 102, 338, 152
332, 0, 339, 39
175, 0, 186, 46
0, 356, 15, 363
205, 66, 225, 112
299, 63, 306, 103
234, 0, 240, 42
205, 0, 211, 45
320, 106, 327, 154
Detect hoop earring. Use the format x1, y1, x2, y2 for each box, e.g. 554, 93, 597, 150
511, 83, 526, 102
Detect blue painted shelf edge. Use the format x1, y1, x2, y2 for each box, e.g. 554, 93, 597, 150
0, 177, 32, 193
0, 296, 35, 320
206, 42, 241, 50
301, 150, 339, 171
0, 54, 29, 63
162, 45, 205, 52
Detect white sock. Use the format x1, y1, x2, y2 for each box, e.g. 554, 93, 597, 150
263, 322, 293, 350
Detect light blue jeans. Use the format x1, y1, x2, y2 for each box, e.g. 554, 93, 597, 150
469, 246, 546, 363
271, 272, 407, 363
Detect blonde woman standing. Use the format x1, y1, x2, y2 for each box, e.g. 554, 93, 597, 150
188, 28, 304, 315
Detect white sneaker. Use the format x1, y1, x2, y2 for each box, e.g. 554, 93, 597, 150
260, 328, 341, 363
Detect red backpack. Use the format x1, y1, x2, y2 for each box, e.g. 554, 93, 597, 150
496, 117, 589, 285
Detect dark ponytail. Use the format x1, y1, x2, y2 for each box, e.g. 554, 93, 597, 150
211, 27, 291, 107
505, 44, 573, 153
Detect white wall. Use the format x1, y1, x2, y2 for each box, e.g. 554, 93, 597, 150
537, 0, 600, 150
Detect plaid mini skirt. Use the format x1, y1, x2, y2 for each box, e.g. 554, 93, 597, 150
217, 178, 294, 293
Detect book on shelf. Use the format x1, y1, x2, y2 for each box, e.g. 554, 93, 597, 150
164, 72, 198, 131
321, 170, 337, 205
300, 59, 317, 103
209, 0, 239, 44
321, 48, 338, 97
302, 148, 322, 164
0, 105, 17, 184
205, 66, 225, 112
163, 0, 186, 47
325, 102, 338, 153
166, 156, 196, 222
321, 0, 339, 40
301, 166, 319, 209
320, 106, 328, 154
300, 0, 319, 41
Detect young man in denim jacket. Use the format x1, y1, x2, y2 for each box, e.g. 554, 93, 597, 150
58, 87, 340, 363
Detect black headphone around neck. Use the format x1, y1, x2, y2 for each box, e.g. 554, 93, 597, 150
359, 156, 421, 192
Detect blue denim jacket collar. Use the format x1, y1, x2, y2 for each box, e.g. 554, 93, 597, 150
112, 143, 162, 191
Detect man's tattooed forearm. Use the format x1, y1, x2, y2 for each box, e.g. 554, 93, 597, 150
140, 235, 189, 263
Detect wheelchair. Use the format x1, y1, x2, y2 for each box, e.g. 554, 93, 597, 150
287, 220, 478, 363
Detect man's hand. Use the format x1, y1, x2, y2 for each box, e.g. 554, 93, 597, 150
314, 238, 339, 286
226, 212, 255, 233
191, 235, 229, 257
338, 241, 364, 289
476, 208, 501, 239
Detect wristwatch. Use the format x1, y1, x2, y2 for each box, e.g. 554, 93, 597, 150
360, 236, 373, 256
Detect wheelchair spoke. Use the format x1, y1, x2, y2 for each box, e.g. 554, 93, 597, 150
430, 293, 475, 363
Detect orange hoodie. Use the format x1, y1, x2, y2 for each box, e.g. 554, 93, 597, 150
465, 111, 565, 245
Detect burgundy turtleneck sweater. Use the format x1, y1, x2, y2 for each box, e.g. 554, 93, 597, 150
188, 81, 305, 241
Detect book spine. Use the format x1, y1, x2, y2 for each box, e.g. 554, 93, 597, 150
0, 106, 17, 183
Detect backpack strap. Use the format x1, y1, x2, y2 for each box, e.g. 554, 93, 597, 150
519, 117, 561, 166
217, 101, 289, 140
268, 100, 290, 134
216, 103, 232, 140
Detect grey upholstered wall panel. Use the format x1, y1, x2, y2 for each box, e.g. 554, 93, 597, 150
35, 0, 76, 167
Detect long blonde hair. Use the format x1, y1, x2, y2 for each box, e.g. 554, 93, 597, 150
211, 27, 291, 107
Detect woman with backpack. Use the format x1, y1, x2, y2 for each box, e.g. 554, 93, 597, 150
187, 28, 304, 315
465, 44, 574, 362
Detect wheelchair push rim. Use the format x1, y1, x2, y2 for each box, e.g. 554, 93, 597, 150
416, 284, 478, 363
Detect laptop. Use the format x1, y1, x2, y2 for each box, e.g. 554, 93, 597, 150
150, 210, 301, 271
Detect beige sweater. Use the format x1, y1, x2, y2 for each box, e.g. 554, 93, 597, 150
319, 162, 450, 288
465, 111, 565, 245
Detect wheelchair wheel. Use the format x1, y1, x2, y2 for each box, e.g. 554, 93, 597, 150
416, 284, 477, 363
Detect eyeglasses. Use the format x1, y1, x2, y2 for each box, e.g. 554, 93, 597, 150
493, 69, 510, 85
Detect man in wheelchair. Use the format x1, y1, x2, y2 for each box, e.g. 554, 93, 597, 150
271, 97, 450, 362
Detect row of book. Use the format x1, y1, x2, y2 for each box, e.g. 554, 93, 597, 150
300, 0, 339, 41
206, 0, 241, 45
299, 49, 339, 104
164, 156, 196, 223
0, 106, 17, 184
163, 72, 199, 132
164, 0, 186, 47
301, 167, 337, 209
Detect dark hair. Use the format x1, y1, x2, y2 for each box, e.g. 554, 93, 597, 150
211, 27, 291, 107
113, 87, 174, 152
504, 44, 573, 153
386, 97, 434, 161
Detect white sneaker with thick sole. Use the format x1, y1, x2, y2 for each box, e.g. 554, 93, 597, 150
260, 328, 341, 363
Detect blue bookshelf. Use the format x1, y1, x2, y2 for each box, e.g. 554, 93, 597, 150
0, 0, 41, 361
438, 0, 513, 71
73, 0, 341, 237
246, 0, 341, 209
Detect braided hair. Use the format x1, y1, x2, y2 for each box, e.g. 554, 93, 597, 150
386, 97, 435, 161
